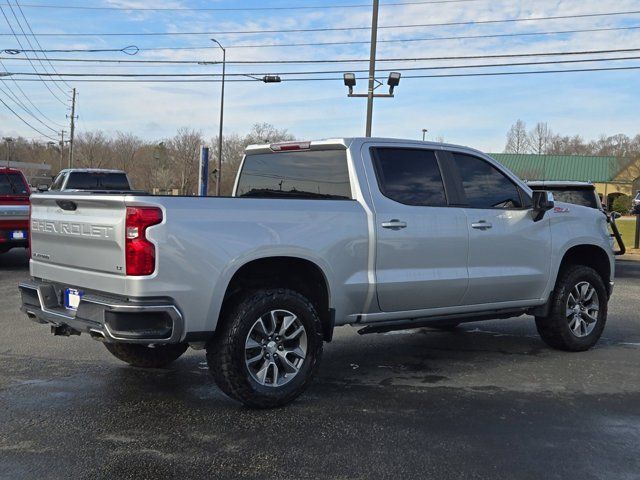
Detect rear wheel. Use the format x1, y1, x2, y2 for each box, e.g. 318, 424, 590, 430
535, 265, 608, 351
104, 342, 188, 368
206, 289, 324, 409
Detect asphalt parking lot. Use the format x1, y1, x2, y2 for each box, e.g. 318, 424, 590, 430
1, 249, 639, 479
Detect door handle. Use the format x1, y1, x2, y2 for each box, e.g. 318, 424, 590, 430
471, 220, 492, 230
381, 219, 407, 230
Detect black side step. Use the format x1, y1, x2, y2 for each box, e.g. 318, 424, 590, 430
357, 309, 528, 335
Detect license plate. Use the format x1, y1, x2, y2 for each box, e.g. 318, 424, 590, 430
64, 288, 83, 310
10, 230, 26, 240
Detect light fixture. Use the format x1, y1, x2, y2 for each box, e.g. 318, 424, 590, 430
387, 72, 401, 94
262, 75, 282, 83
343, 72, 356, 94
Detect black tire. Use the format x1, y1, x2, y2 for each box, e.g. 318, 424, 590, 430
104, 342, 188, 368
206, 288, 324, 409
535, 264, 608, 351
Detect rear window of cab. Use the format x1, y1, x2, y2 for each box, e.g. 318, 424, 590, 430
0, 172, 29, 195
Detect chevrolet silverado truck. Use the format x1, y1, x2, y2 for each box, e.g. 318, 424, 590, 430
20, 138, 615, 408
0, 167, 30, 254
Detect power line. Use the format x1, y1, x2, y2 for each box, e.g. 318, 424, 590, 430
210, 48, 640, 65
5, 25, 639, 54
218, 25, 640, 49
0, 81, 58, 132
0, 95, 57, 140
3, 47, 640, 66
0, 58, 65, 126
3, 65, 640, 82
0, 10, 638, 36
3, 45, 140, 54
10, 0, 488, 11
6, 55, 640, 78
5, 1, 70, 98
11, 0, 73, 90
0, 3, 68, 105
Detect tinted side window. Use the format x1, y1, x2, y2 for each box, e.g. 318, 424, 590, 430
50, 173, 64, 191
453, 153, 522, 209
236, 150, 351, 200
372, 148, 446, 206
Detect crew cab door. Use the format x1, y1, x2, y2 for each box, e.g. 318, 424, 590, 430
364, 146, 469, 312
443, 151, 551, 305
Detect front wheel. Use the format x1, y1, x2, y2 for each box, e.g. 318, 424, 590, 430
104, 342, 188, 368
206, 289, 324, 409
535, 265, 608, 351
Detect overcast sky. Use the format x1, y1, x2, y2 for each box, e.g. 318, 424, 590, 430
0, 0, 639, 152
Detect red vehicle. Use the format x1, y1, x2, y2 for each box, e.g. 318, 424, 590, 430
0, 167, 30, 254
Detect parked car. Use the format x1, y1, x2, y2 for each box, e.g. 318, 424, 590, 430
632, 190, 640, 214
49, 168, 132, 192
527, 181, 625, 255
0, 167, 30, 254
20, 138, 615, 408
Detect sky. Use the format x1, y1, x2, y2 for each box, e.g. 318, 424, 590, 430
0, 0, 639, 152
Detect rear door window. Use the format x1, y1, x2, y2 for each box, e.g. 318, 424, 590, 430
452, 153, 523, 209
0, 173, 29, 195
236, 150, 351, 199
371, 147, 447, 206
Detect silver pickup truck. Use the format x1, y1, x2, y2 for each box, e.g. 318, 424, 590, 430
20, 138, 615, 408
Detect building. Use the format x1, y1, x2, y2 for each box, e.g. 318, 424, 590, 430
489, 153, 640, 206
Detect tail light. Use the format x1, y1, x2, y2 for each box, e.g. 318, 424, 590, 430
125, 207, 162, 276
269, 141, 311, 151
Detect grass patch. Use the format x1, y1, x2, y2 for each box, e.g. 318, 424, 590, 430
613, 217, 638, 249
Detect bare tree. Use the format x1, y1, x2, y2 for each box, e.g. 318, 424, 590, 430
112, 132, 143, 172
74, 131, 112, 168
504, 119, 529, 153
166, 127, 203, 195
528, 122, 553, 154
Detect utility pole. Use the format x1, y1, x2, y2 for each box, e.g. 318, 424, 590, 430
68, 87, 76, 168
211, 39, 226, 196
365, 0, 380, 137
59, 130, 65, 171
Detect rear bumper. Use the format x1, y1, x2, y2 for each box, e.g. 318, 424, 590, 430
19, 279, 184, 344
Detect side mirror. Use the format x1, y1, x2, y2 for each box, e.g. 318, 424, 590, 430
532, 190, 554, 221
36, 184, 49, 192
611, 211, 622, 220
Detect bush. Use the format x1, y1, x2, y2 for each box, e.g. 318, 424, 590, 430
611, 194, 632, 214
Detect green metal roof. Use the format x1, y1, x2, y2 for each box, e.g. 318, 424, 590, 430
488, 153, 621, 183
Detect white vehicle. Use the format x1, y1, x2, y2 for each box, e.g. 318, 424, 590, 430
21, 138, 615, 407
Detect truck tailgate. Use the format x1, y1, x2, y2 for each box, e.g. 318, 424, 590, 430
30, 193, 127, 276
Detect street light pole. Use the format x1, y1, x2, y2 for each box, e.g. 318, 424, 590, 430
3, 137, 13, 167
365, 0, 380, 137
422, 129, 428, 141
212, 38, 226, 196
